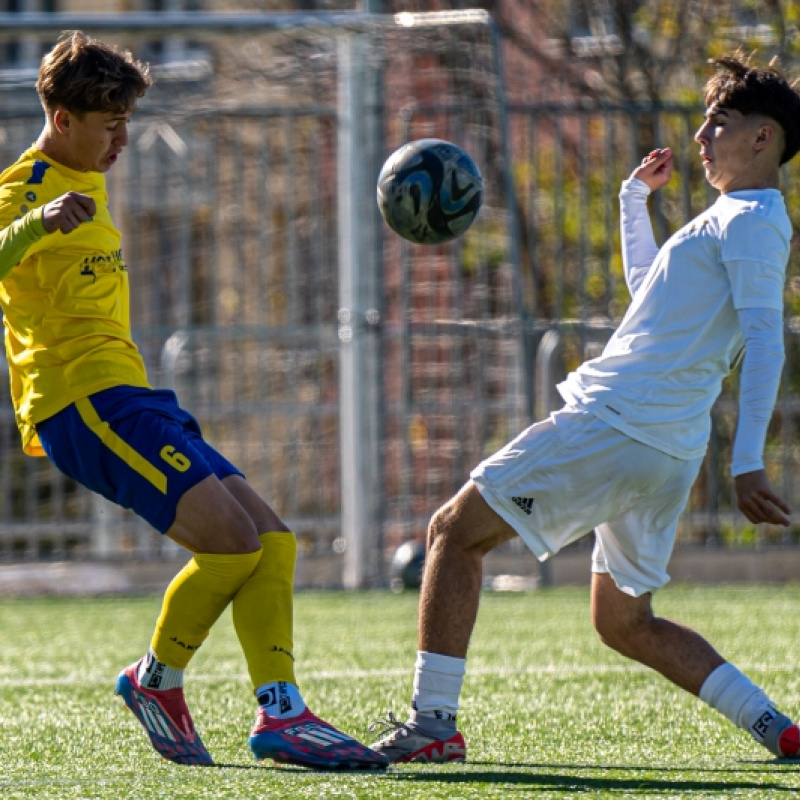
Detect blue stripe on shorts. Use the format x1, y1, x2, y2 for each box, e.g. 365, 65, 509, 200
36, 386, 243, 534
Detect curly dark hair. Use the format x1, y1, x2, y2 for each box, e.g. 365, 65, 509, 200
704, 53, 800, 165
36, 30, 152, 116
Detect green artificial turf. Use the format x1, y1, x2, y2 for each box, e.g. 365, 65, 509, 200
0, 585, 798, 799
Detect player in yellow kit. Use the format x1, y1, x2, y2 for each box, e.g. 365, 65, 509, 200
0, 30, 386, 771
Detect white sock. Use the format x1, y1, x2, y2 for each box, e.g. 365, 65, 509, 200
699, 662, 779, 744
411, 650, 466, 722
137, 650, 184, 691
255, 681, 306, 719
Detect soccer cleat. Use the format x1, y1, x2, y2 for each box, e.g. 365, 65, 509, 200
115, 660, 213, 766
369, 712, 467, 763
776, 723, 800, 759
249, 706, 389, 770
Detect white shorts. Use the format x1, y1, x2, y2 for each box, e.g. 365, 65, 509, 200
470, 405, 703, 596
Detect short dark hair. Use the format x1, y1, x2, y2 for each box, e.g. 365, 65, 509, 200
704, 54, 800, 165
36, 30, 152, 116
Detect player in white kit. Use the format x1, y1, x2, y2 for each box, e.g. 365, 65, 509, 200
371, 54, 800, 763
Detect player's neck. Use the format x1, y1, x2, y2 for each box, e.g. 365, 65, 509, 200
35, 127, 85, 173
716, 164, 780, 195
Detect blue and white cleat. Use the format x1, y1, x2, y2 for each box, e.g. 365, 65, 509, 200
115, 660, 213, 766
250, 706, 388, 770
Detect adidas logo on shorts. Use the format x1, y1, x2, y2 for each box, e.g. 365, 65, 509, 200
511, 496, 534, 515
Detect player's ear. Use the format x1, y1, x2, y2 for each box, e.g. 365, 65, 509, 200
754, 124, 774, 152
52, 108, 71, 135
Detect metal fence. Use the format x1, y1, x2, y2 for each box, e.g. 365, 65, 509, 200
1, 12, 799, 588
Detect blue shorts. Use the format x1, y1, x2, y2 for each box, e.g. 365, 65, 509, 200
37, 386, 243, 534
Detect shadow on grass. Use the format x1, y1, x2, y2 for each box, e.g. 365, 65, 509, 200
206, 759, 798, 792
382, 763, 796, 794
477, 759, 798, 772
211, 763, 391, 774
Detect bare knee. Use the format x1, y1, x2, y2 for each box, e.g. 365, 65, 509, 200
168, 476, 261, 554
222, 474, 289, 534
593, 609, 652, 656
214, 516, 261, 554
426, 482, 516, 557
426, 501, 459, 555
170, 512, 260, 555
591, 574, 655, 657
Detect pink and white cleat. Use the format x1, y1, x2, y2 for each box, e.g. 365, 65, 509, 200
249, 706, 388, 770
115, 660, 213, 766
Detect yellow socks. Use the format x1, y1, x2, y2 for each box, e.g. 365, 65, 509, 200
231, 531, 298, 689
148, 532, 298, 700
151, 549, 262, 669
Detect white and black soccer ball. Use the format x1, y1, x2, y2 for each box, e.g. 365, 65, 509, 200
390, 540, 426, 592
377, 138, 484, 245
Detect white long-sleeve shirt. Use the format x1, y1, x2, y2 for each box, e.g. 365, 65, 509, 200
558, 178, 789, 473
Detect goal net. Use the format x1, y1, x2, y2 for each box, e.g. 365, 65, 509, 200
0, 11, 529, 586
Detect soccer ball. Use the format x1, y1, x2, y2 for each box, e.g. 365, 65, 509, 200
377, 138, 484, 245
390, 540, 426, 592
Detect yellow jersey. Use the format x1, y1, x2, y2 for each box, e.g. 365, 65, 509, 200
0, 146, 150, 456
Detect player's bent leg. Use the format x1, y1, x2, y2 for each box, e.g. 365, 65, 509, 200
217, 477, 387, 770
371, 482, 514, 765
151, 476, 264, 668
591, 572, 725, 694
591, 573, 800, 759
232, 532, 298, 690
118, 476, 263, 765
223, 476, 298, 692
117, 546, 262, 765
419, 480, 518, 657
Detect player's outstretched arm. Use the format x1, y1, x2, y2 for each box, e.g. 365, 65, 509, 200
630, 147, 673, 191
41, 191, 96, 234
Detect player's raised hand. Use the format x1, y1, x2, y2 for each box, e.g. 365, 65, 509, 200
41, 191, 96, 234
735, 469, 791, 526
631, 147, 673, 191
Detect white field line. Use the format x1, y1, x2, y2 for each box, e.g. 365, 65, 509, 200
0, 777, 188, 790
0, 662, 794, 688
